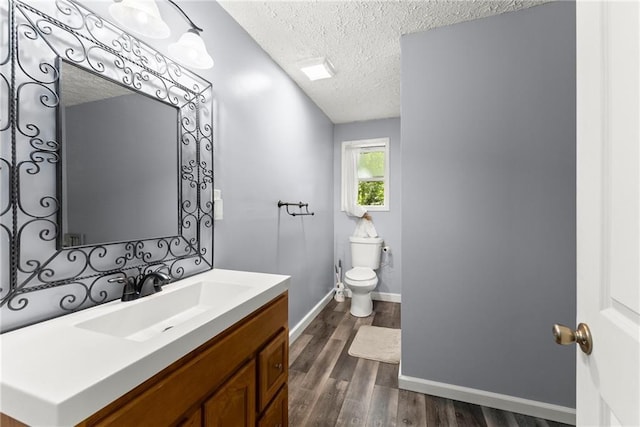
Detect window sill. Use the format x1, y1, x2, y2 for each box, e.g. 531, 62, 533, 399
362, 206, 389, 212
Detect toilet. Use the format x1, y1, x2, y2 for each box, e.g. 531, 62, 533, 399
344, 236, 383, 317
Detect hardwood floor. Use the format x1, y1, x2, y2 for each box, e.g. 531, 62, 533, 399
288, 298, 571, 427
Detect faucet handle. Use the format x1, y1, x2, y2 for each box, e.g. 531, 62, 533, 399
122, 277, 138, 301
108, 276, 137, 301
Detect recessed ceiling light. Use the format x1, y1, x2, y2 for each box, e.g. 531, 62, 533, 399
300, 58, 335, 81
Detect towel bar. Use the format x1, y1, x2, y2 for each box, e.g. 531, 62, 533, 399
277, 201, 315, 216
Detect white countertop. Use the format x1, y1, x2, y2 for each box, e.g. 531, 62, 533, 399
0, 269, 290, 426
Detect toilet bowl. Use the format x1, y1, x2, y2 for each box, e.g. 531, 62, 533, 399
344, 267, 378, 317
344, 236, 383, 317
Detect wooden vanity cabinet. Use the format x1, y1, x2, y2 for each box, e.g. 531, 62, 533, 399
76, 292, 289, 427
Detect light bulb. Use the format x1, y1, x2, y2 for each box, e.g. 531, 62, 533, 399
109, 0, 170, 39
168, 30, 214, 70
135, 10, 149, 25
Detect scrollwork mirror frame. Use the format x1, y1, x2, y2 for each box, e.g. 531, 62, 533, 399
0, 0, 214, 332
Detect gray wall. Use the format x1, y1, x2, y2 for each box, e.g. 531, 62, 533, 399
334, 118, 401, 295
139, 1, 336, 328
65, 94, 178, 244
201, 2, 333, 326
401, 2, 576, 407
169, 2, 335, 328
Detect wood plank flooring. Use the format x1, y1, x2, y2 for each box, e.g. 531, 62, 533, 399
289, 298, 571, 427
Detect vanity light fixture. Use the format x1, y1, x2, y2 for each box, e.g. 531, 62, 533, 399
109, 0, 214, 70
109, 0, 170, 39
168, 28, 214, 70
300, 57, 335, 81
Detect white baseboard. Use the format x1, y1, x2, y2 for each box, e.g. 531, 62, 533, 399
343, 289, 401, 303
397, 369, 576, 425
289, 290, 334, 344
371, 291, 401, 303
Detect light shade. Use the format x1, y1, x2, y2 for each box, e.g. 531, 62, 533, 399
109, 0, 170, 39
168, 30, 214, 70
300, 58, 335, 81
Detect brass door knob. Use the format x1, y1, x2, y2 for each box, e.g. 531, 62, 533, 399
552, 323, 593, 355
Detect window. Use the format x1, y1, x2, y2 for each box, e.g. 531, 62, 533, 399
341, 138, 389, 213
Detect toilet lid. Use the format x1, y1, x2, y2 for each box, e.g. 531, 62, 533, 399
345, 267, 376, 281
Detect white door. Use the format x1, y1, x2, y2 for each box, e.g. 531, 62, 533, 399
575, 0, 640, 426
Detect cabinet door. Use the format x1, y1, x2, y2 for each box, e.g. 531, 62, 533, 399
176, 408, 202, 427
204, 360, 256, 427
258, 330, 288, 411
258, 386, 287, 427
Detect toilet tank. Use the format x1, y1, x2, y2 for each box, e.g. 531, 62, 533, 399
349, 236, 383, 269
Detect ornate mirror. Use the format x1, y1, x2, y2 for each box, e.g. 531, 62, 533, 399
0, 0, 214, 332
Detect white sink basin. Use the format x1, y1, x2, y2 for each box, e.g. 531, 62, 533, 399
76, 281, 252, 341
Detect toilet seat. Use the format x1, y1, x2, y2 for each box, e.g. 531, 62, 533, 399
345, 267, 377, 287
346, 267, 376, 281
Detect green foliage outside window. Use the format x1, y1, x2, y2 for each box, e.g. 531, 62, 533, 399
358, 151, 385, 178
357, 150, 386, 206
358, 181, 384, 206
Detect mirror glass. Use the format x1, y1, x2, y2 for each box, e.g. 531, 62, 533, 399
60, 61, 179, 247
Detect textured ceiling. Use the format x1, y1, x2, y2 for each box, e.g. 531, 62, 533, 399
61, 62, 132, 107
218, 0, 547, 124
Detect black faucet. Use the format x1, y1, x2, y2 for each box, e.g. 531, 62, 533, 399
108, 271, 171, 302
137, 271, 172, 297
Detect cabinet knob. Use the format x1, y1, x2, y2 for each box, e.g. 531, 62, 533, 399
274, 363, 283, 370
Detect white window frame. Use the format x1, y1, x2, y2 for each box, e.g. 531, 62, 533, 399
341, 137, 390, 212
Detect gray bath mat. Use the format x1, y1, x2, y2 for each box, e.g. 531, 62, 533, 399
348, 325, 401, 364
